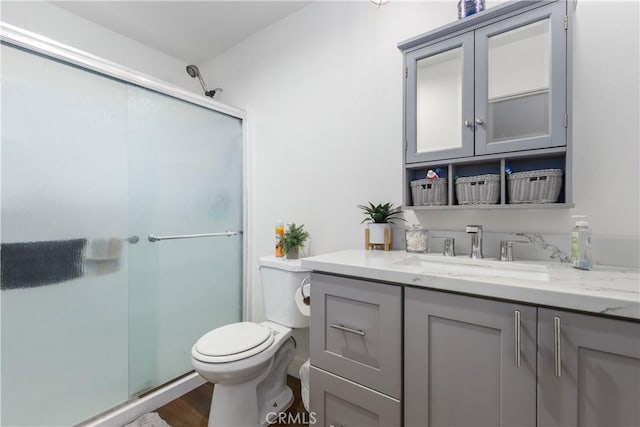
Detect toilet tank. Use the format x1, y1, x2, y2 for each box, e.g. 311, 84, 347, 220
259, 255, 310, 328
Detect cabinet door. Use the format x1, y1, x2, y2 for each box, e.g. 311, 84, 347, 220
474, 1, 567, 155
310, 273, 402, 398
405, 287, 537, 427
405, 32, 475, 163
538, 309, 640, 427
310, 366, 401, 427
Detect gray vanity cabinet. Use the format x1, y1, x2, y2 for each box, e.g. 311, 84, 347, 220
538, 309, 640, 427
403, 0, 567, 163
310, 273, 402, 398
309, 273, 402, 426
404, 287, 537, 427
310, 366, 401, 427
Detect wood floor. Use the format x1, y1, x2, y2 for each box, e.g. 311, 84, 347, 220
156, 375, 308, 427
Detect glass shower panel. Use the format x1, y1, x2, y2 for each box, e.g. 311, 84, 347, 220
127, 86, 243, 394
1, 43, 129, 426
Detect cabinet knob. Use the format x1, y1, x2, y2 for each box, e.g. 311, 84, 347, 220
475, 117, 485, 125
464, 120, 474, 128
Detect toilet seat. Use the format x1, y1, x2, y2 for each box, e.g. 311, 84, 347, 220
192, 322, 275, 363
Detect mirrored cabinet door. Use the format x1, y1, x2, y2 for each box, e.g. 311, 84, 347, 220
474, 1, 567, 155
405, 32, 475, 163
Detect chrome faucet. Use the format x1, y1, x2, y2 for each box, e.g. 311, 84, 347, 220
466, 225, 483, 259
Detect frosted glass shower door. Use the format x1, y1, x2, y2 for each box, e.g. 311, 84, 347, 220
127, 86, 243, 394
1, 43, 130, 426
2, 40, 244, 426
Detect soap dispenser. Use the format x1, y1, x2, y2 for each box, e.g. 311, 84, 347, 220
571, 215, 592, 270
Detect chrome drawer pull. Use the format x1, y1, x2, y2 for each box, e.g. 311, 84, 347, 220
553, 316, 562, 377
514, 310, 521, 367
329, 323, 366, 337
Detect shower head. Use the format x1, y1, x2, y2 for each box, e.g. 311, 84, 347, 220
185, 64, 221, 98
186, 64, 200, 78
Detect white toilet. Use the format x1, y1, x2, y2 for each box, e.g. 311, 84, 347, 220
191, 256, 310, 427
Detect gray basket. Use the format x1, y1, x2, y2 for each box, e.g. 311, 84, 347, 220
455, 174, 500, 205
410, 178, 448, 206
507, 169, 563, 203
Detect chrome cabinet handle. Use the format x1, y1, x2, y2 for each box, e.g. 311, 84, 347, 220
330, 323, 366, 337
514, 310, 521, 367
475, 117, 485, 125
554, 316, 562, 377
464, 120, 474, 128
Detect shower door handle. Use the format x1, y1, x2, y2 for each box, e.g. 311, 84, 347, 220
148, 230, 241, 242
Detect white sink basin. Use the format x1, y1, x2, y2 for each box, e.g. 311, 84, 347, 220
394, 254, 550, 282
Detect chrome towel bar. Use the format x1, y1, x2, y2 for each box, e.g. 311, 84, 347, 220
148, 230, 241, 242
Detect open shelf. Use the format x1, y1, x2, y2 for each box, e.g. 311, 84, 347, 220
405, 147, 571, 210
406, 202, 574, 211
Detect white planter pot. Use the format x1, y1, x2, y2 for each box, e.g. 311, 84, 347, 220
368, 223, 390, 244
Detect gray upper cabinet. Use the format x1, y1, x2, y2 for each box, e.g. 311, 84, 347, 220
538, 309, 640, 427
402, 0, 568, 163
405, 287, 537, 427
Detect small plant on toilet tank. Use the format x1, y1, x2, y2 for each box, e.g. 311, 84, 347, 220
358, 202, 405, 244
282, 223, 309, 260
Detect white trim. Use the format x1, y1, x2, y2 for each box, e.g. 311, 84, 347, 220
242, 109, 252, 321
79, 373, 206, 427
0, 22, 246, 120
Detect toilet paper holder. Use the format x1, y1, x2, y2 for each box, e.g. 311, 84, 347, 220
300, 276, 311, 306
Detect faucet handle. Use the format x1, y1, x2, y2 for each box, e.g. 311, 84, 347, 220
431, 236, 456, 257
499, 240, 529, 262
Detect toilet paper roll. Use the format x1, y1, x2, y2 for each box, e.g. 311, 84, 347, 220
294, 282, 310, 317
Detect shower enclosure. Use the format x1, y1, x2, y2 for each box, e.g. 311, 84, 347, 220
0, 25, 245, 426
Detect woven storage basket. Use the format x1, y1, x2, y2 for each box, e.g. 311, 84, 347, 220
507, 169, 563, 203
410, 178, 448, 206
455, 174, 500, 205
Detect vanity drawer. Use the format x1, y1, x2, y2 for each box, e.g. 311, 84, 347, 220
310, 273, 401, 398
310, 366, 401, 427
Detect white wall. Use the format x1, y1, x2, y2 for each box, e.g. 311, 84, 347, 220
0, 1, 192, 90
201, 0, 639, 326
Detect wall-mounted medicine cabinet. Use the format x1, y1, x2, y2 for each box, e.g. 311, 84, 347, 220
399, 0, 572, 210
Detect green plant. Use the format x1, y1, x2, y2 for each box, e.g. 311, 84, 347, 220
357, 202, 405, 224
282, 223, 309, 254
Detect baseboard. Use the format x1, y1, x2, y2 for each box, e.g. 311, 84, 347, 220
287, 356, 307, 379
79, 372, 206, 427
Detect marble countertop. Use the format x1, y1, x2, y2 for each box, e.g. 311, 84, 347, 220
301, 250, 640, 320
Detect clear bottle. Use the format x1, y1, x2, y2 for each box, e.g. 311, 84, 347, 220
571, 215, 592, 270
275, 220, 284, 257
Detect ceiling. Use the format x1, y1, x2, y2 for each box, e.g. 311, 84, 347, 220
52, 1, 311, 64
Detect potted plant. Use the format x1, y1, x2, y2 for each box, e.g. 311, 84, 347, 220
358, 202, 405, 244
282, 223, 309, 260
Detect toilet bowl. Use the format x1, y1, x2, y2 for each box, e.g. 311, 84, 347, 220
191, 256, 310, 427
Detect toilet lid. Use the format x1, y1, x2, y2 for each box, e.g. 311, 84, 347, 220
195, 322, 272, 357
